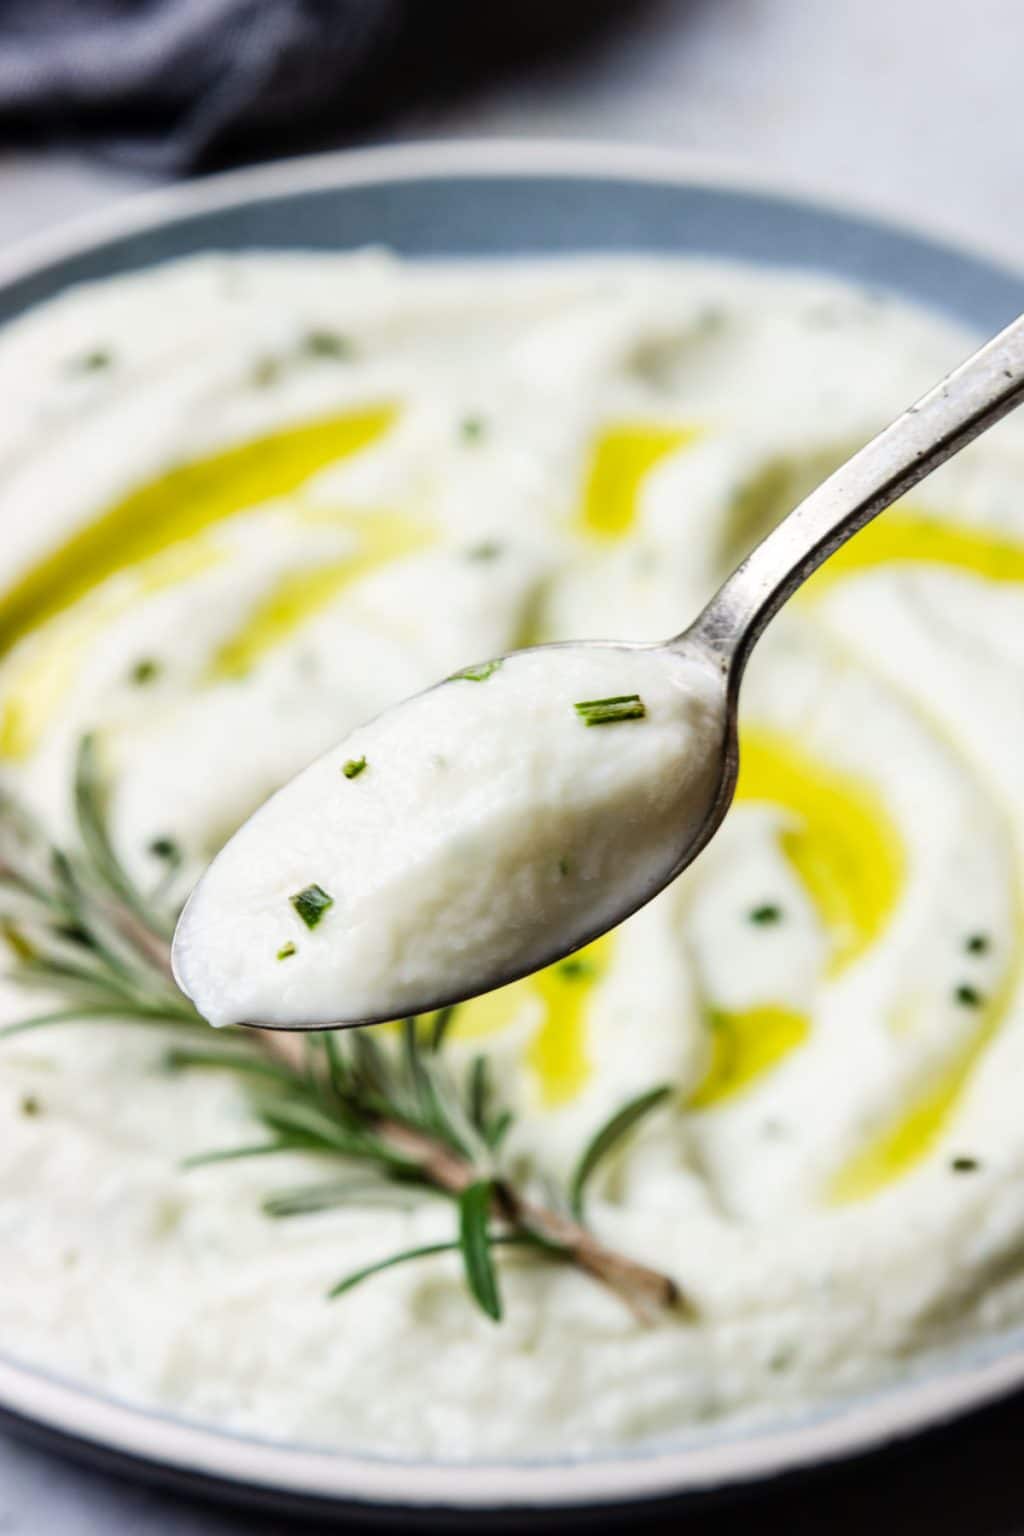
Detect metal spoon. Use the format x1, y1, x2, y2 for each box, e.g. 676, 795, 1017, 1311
173, 310, 1024, 1031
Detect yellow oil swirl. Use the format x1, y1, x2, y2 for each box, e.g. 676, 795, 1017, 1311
447, 936, 612, 1107
209, 510, 431, 679
0, 405, 397, 655
578, 422, 696, 540
688, 1006, 809, 1109
799, 510, 1024, 603
0, 539, 223, 760
688, 732, 903, 1108
791, 510, 1024, 1196
736, 730, 903, 976
0, 406, 398, 759
827, 947, 1019, 1204
718, 727, 1016, 1198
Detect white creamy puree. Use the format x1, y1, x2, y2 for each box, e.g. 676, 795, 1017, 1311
3, 251, 1024, 1460
174, 643, 723, 1027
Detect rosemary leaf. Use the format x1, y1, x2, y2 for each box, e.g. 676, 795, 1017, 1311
429, 1004, 457, 1053
259, 1100, 374, 1155
323, 1030, 350, 1097
1, 1005, 181, 1039
164, 1046, 298, 1087
328, 1240, 463, 1300
569, 1084, 673, 1220
459, 1180, 502, 1322
264, 1178, 414, 1218
402, 1016, 432, 1117
468, 1054, 490, 1130
485, 1108, 515, 1152
351, 1028, 392, 1099
400, 1018, 475, 1156
74, 736, 174, 938
327, 1234, 530, 1303
182, 1142, 290, 1170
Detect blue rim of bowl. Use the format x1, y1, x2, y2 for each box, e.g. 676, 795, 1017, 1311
1, 138, 1023, 1514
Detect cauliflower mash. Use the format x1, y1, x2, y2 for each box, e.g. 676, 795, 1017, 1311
2, 251, 1024, 1458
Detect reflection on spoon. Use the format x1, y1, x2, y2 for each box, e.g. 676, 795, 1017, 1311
173, 311, 1024, 1032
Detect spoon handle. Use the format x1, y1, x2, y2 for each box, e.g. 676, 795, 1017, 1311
684, 310, 1024, 678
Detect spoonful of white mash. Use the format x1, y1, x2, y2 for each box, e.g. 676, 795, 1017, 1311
173, 311, 1024, 1032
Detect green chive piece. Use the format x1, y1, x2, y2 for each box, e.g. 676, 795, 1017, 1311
466, 540, 502, 561
130, 657, 161, 685
342, 756, 367, 780
558, 856, 570, 878
951, 1155, 980, 1173
72, 348, 113, 374
148, 836, 180, 863
965, 933, 990, 955
277, 942, 297, 961
291, 884, 334, 930
460, 415, 486, 442
954, 983, 983, 1008
451, 658, 503, 683
303, 329, 353, 359
252, 357, 281, 388
558, 958, 594, 981
574, 694, 646, 726
749, 904, 783, 926
19, 1094, 42, 1117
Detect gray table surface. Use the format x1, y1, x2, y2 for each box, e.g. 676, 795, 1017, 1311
3, 1, 1024, 1529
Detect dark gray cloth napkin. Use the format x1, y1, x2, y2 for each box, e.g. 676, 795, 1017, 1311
0, 0, 627, 173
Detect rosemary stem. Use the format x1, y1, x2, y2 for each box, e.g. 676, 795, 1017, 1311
0, 734, 682, 1326
257, 1029, 680, 1319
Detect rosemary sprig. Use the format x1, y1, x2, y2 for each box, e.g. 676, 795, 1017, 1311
0, 739, 682, 1323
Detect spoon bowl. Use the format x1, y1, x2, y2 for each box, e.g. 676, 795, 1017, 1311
173, 309, 1024, 1031
172, 634, 734, 1030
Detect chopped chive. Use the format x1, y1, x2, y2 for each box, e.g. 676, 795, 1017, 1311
277, 941, 297, 961
466, 541, 502, 561
451, 658, 503, 683
749, 904, 783, 926
71, 348, 113, 374
558, 856, 570, 878
558, 958, 595, 981
965, 933, 990, 956
130, 657, 161, 686
342, 756, 367, 780
460, 415, 486, 442
954, 983, 983, 1008
303, 329, 352, 359
148, 836, 181, 864
574, 694, 646, 727
951, 1155, 980, 1173
291, 883, 334, 930
252, 357, 281, 388
19, 1094, 42, 1117
695, 306, 726, 335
